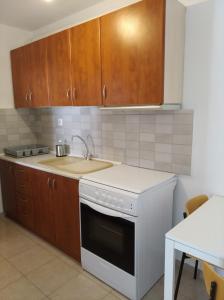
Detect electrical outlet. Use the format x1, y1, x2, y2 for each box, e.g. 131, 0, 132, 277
58, 118, 63, 127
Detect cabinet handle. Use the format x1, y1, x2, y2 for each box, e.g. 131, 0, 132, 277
73, 88, 77, 101
47, 177, 51, 188
29, 91, 32, 102
66, 88, 71, 100
52, 179, 56, 190
25, 93, 29, 103
102, 85, 107, 100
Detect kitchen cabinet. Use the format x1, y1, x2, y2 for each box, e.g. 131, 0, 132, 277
53, 175, 80, 261
32, 170, 55, 245
0, 160, 17, 220
26, 39, 49, 107
100, 0, 165, 106
10, 0, 185, 108
11, 39, 49, 108
0, 160, 81, 262
14, 165, 34, 230
11, 46, 30, 108
70, 19, 102, 106
46, 30, 73, 106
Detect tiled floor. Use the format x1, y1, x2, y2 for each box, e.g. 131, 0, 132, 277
0, 215, 208, 300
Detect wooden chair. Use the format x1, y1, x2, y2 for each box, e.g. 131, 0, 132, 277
203, 262, 224, 300
174, 195, 209, 300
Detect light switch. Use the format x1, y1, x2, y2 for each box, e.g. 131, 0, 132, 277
58, 118, 63, 126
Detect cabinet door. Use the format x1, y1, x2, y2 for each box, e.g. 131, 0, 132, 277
70, 19, 102, 106
101, 0, 165, 106
14, 165, 34, 230
28, 39, 49, 107
11, 47, 30, 108
47, 30, 72, 106
0, 160, 17, 220
53, 175, 80, 261
33, 171, 55, 244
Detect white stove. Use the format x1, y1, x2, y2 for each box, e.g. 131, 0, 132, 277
79, 164, 177, 300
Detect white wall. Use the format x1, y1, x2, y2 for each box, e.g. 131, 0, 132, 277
173, 0, 224, 224
32, 0, 140, 39
0, 24, 32, 109
0, 24, 32, 212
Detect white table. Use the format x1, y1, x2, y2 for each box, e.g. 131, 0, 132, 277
164, 195, 224, 300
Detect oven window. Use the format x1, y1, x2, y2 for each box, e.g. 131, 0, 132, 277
81, 203, 135, 275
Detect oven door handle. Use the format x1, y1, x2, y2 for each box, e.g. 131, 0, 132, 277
81, 199, 135, 220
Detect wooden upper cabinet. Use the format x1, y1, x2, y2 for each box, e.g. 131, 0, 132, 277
70, 19, 102, 106
11, 46, 30, 108
100, 0, 165, 106
27, 39, 49, 107
11, 39, 49, 108
46, 30, 72, 106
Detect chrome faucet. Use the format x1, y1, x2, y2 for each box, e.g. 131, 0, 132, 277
71, 135, 91, 160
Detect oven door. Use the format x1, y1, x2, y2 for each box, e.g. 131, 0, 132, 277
80, 198, 135, 275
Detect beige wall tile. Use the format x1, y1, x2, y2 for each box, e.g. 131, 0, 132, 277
155, 153, 172, 163
155, 143, 173, 154
173, 135, 193, 145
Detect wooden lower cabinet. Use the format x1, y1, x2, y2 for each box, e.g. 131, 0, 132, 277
0, 160, 17, 220
0, 160, 81, 262
53, 175, 80, 261
32, 170, 55, 245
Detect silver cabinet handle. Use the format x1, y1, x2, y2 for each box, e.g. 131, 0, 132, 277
29, 91, 32, 102
66, 88, 71, 100
25, 92, 29, 103
73, 87, 77, 101
47, 177, 51, 188
102, 85, 107, 100
52, 179, 56, 190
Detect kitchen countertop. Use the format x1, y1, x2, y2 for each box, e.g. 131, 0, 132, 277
0, 153, 114, 180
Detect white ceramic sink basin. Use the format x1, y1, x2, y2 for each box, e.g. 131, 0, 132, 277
39, 156, 113, 174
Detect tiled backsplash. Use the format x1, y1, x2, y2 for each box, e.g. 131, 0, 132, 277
0, 107, 193, 175
0, 109, 37, 153
35, 107, 193, 175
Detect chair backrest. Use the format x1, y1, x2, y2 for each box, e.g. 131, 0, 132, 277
185, 195, 208, 216
203, 262, 224, 300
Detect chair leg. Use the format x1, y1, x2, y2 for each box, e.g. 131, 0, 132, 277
209, 281, 217, 300
174, 253, 186, 300
194, 260, 199, 280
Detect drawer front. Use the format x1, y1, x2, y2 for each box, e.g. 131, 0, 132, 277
16, 192, 33, 230
14, 165, 31, 195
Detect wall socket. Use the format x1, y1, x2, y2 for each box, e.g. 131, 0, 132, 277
57, 118, 63, 127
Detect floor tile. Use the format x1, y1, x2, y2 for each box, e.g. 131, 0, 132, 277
0, 260, 22, 290
27, 258, 80, 295
103, 293, 123, 300
0, 234, 35, 259
143, 262, 208, 300
82, 270, 112, 292
0, 277, 46, 300
49, 273, 110, 300
110, 290, 128, 300
0, 216, 209, 300
9, 245, 55, 274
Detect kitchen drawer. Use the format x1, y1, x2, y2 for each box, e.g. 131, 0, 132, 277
16, 192, 34, 230
14, 165, 31, 195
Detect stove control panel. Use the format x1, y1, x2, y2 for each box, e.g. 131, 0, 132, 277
79, 181, 138, 216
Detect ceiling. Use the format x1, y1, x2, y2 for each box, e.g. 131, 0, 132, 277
0, 0, 209, 32
0, 0, 105, 31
